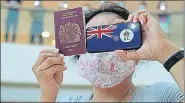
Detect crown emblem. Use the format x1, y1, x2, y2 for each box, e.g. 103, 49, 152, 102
59, 22, 81, 44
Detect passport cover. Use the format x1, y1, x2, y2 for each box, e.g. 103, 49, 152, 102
86, 22, 142, 53
54, 7, 86, 56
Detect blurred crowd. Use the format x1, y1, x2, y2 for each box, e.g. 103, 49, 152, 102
1, 0, 177, 45
3, 0, 45, 44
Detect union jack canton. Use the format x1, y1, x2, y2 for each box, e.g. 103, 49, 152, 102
87, 25, 115, 40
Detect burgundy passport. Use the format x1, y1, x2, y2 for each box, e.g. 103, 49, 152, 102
54, 7, 86, 56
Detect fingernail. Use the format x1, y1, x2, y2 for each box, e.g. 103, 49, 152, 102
64, 66, 67, 70
54, 49, 59, 53
59, 54, 64, 59
133, 20, 137, 22
60, 54, 64, 57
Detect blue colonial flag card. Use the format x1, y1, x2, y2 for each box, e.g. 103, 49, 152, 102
86, 22, 142, 53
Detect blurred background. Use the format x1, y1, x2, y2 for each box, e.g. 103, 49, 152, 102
1, 0, 184, 102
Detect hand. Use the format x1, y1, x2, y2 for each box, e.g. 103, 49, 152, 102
32, 49, 66, 102
114, 9, 180, 64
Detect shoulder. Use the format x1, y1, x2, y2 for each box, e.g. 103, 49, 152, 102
150, 82, 184, 102
59, 92, 92, 102
151, 82, 182, 93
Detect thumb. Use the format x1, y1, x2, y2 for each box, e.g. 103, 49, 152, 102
54, 66, 67, 85
114, 50, 139, 60
54, 70, 63, 85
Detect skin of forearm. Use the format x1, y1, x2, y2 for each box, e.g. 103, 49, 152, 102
170, 58, 184, 93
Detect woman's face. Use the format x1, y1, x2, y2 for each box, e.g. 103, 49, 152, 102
79, 12, 125, 58
78, 12, 124, 58
77, 12, 136, 88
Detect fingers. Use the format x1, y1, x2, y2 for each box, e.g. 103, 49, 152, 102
41, 49, 59, 53
133, 12, 140, 22
54, 71, 63, 85
37, 57, 64, 72
115, 9, 150, 27
127, 9, 148, 22
38, 64, 66, 81
35, 49, 60, 66
54, 66, 66, 85
135, 60, 140, 65
35, 53, 60, 66
58, 53, 64, 60
139, 13, 148, 25
139, 13, 156, 32
114, 50, 140, 61
114, 50, 127, 60
45, 64, 66, 75
127, 13, 134, 22
133, 9, 147, 22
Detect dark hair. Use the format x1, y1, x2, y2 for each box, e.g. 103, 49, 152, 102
75, 2, 130, 59
85, 2, 130, 24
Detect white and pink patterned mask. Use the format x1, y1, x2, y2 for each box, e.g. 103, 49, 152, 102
77, 52, 135, 88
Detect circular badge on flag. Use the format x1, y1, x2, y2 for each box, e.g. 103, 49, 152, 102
120, 29, 134, 42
